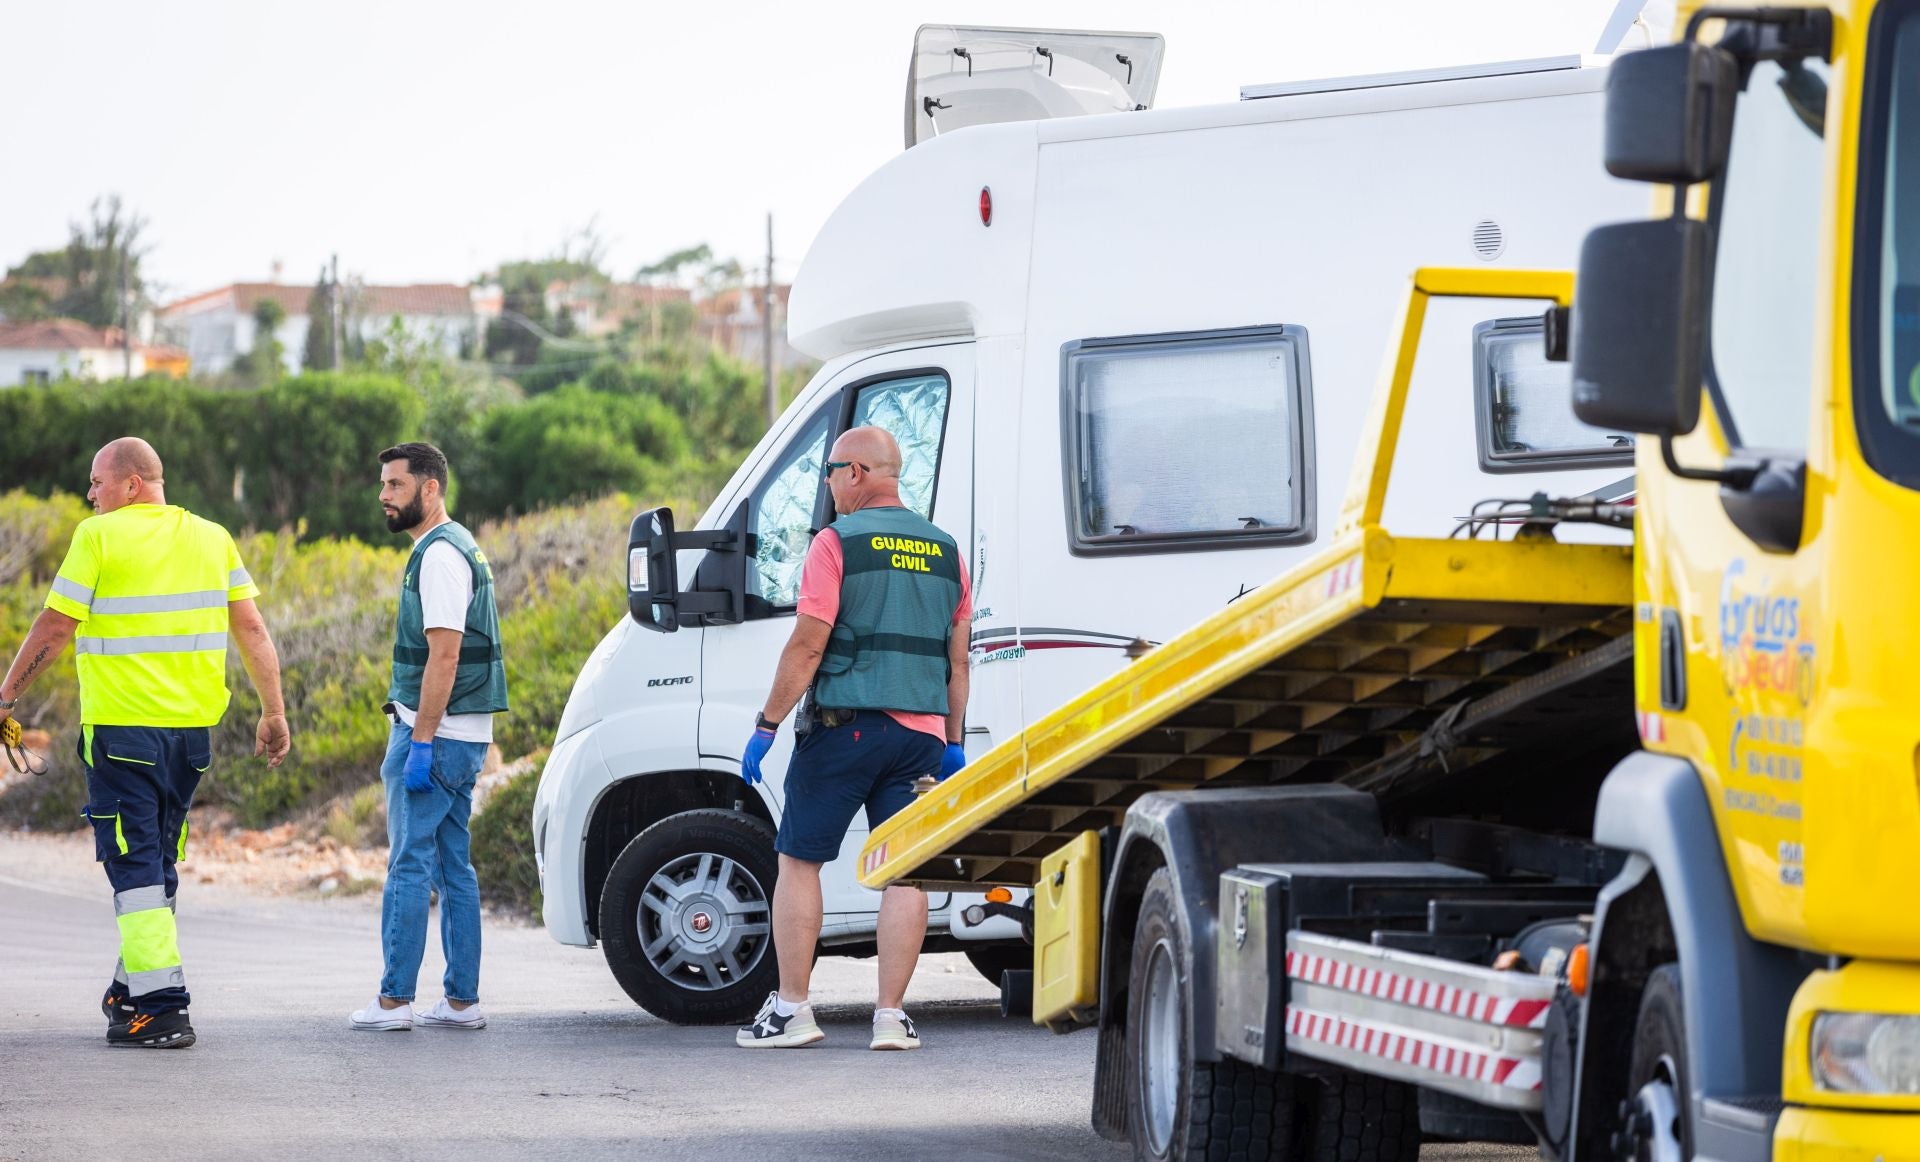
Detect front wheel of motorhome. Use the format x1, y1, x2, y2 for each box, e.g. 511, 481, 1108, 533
596, 808, 780, 1025
1124, 868, 1303, 1161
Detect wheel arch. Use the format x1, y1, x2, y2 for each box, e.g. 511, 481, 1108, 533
583, 768, 773, 939
1568, 750, 1808, 1161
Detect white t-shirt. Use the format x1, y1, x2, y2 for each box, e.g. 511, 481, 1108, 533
392, 533, 495, 744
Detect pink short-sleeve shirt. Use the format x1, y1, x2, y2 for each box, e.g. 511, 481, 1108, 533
797, 525, 972, 741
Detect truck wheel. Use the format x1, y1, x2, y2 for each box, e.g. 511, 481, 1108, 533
1614, 963, 1691, 1162
597, 809, 779, 1025
1299, 1068, 1420, 1162
1125, 868, 1302, 1161
964, 944, 1030, 986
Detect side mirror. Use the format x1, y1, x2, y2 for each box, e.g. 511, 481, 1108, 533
628, 507, 683, 632
1604, 42, 1739, 184
1571, 216, 1713, 436
626, 503, 755, 633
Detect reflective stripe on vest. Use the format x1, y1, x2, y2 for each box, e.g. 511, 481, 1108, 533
76, 631, 230, 655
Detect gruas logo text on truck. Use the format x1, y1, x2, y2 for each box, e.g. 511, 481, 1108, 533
1718, 558, 1814, 706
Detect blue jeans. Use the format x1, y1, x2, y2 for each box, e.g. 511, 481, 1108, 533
378, 723, 488, 1003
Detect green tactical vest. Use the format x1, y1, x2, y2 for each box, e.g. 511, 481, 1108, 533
388, 521, 510, 717
814, 506, 963, 716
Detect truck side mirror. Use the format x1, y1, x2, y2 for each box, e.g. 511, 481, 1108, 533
1570, 216, 1712, 437
628, 506, 683, 633
1604, 42, 1739, 184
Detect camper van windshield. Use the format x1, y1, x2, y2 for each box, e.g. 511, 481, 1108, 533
1064, 326, 1311, 554
1707, 55, 1829, 452
1855, 5, 1920, 490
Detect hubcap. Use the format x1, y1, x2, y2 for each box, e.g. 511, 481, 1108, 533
635, 852, 770, 993
1141, 939, 1181, 1156
1616, 1064, 1684, 1162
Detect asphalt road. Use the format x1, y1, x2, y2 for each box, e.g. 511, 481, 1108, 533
0, 836, 1534, 1161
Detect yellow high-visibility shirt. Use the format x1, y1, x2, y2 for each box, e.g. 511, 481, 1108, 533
44, 504, 260, 727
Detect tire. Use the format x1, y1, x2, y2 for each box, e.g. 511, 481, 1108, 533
1616, 963, 1691, 1161
964, 944, 1030, 986
597, 809, 779, 1025
1125, 868, 1303, 1161
1298, 1068, 1421, 1162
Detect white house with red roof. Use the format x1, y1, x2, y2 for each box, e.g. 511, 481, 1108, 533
0, 318, 187, 386
159, 280, 483, 375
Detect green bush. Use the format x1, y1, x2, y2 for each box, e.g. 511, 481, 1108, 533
471, 759, 543, 914
463, 386, 687, 517
232, 374, 427, 543
0, 373, 425, 543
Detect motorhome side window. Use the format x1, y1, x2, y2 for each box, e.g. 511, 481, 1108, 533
746, 408, 832, 611
1063, 326, 1312, 554
850, 371, 950, 518
1473, 316, 1633, 472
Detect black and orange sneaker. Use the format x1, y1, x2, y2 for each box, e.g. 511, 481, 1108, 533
108, 1008, 195, 1049
102, 987, 135, 1024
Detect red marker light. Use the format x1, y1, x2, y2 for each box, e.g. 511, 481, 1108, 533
979, 186, 992, 226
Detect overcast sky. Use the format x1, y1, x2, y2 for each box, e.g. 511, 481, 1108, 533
2, 0, 1639, 301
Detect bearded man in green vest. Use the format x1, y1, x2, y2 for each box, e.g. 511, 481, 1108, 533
351, 442, 508, 1033
735, 426, 972, 1051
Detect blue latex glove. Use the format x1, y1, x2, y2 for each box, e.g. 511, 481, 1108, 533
741, 726, 776, 785
940, 742, 967, 781
404, 740, 435, 794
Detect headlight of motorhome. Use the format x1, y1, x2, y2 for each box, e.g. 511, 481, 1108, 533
1811, 1012, 1920, 1094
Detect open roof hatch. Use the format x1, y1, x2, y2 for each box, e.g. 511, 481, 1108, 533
905, 26, 1164, 149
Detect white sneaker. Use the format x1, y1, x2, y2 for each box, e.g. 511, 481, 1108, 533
350, 997, 413, 1031
418, 998, 487, 1030
870, 1009, 920, 1051
735, 991, 825, 1048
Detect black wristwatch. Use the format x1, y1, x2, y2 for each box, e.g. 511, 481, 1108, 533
755, 712, 779, 732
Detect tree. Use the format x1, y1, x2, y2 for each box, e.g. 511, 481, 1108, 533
3, 196, 149, 330
233, 299, 288, 386
635, 244, 711, 346
0, 280, 51, 322
483, 231, 610, 368
303, 267, 336, 371
354, 314, 520, 492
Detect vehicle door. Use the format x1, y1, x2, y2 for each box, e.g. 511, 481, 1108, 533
696, 344, 974, 915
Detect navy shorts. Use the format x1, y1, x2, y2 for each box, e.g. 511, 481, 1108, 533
775, 709, 943, 863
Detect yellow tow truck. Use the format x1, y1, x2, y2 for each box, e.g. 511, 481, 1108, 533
860, 2, 1920, 1158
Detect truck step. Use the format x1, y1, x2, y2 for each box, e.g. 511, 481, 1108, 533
1284, 930, 1557, 1111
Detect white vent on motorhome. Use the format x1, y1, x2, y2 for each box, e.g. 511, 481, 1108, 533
1472, 220, 1506, 261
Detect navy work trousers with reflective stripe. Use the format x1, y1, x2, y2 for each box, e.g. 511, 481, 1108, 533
81, 725, 209, 1013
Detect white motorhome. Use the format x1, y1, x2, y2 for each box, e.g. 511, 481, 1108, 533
533, 29, 1651, 1024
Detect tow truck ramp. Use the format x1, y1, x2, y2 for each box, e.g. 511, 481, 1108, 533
860, 269, 1631, 896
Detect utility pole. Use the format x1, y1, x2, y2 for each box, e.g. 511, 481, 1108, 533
330, 253, 343, 369
763, 212, 777, 426
120, 248, 133, 379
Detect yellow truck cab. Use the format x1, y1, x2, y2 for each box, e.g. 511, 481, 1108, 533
856, 2, 1920, 1158
1575, 0, 1920, 1154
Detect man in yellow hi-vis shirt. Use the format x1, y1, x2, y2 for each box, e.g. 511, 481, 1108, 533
0, 437, 291, 1049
